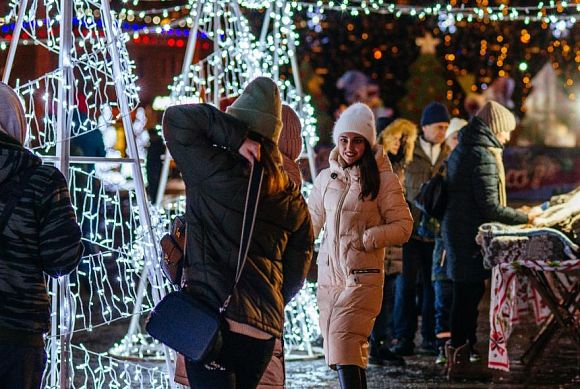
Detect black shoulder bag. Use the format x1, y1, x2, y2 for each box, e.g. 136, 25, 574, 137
146, 162, 264, 363
413, 161, 447, 221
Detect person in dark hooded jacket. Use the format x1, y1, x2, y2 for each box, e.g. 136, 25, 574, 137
163, 77, 314, 388
442, 101, 538, 379
0, 82, 82, 388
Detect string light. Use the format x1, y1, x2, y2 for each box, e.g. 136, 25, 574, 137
5, 0, 576, 383
169, 0, 321, 359
169, 0, 318, 147
290, 1, 579, 27
4, 0, 174, 385
71, 343, 170, 387
8, 0, 322, 381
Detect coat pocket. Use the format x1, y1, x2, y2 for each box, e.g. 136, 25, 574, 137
346, 268, 382, 286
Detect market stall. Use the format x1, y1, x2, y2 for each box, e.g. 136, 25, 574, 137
478, 188, 580, 371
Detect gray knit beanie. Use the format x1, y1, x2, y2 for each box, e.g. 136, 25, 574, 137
226, 77, 283, 144
476, 101, 516, 135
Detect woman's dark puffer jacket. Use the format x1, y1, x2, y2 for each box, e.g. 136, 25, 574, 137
442, 117, 527, 283
163, 104, 314, 338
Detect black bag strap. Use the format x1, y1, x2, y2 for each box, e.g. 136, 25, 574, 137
220, 161, 264, 313
436, 160, 447, 176
0, 167, 36, 236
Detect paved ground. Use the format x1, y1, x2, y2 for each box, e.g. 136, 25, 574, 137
284, 292, 579, 388
74, 288, 579, 388
285, 324, 579, 388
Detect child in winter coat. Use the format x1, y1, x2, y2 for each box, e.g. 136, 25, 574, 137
308, 103, 413, 389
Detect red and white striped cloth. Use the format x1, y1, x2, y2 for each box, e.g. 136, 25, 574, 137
488, 259, 580, 371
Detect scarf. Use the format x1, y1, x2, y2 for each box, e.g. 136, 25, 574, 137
487, 147, 507, 207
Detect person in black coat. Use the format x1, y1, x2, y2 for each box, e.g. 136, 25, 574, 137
0, 83, 82, 389
441, 101, 539, 379
163, 77, 314, 388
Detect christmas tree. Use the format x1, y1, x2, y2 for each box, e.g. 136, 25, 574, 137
398, 33, 449, 123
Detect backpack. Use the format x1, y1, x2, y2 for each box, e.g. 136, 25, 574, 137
413, 162, 447, 221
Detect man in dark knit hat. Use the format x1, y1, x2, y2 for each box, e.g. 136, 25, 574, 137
391, 101, 450, 357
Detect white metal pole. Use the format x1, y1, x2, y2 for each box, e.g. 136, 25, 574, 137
157, 1, 203, 206
55, 0, 74, 387
49, 278, 58, 388
258, 3, 273, 47
285, 6, 317, 180
179, 0, 203, 93
2, 0, 29, 84
230, 1, 256, 77
99, 0, 176, 385
273, 1, 281, 80
212, 1, 220, 107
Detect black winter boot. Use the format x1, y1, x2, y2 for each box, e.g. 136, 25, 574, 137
337, 365, 364, 389
445, 341, 470, 380
369, 340, 406, 367
445, 341, 491, 381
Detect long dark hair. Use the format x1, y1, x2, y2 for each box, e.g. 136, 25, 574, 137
248, 132, 288, 196
356, 140, 380, 200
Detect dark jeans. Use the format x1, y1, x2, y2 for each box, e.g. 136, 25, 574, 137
0, 344, 46, 389
186, 329, 275, 389
431, 237, 447, 281
393, 238, 435, 344
450, 281, 485, 347
370, 273, 397, 344
432, 236, 452, 345
433, 280, 452, 344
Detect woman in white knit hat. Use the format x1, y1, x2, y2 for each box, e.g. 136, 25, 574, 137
308, 102, 413, 388
443, 117, 468, 151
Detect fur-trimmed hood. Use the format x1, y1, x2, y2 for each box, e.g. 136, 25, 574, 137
377, 118, 417, 165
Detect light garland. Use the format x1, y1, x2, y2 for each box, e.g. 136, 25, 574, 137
168, 0, 322, 359
167, 0, 322, 168
8, 1, 139, 152
5, 0, 176, 385
1, 1, 576, 52
70, 343, 170, 387
284, 281, 321, 357
3, 1, 576, 33
291, 1, 579, 24
255, 0, 319, 146
169, 0, 263, 105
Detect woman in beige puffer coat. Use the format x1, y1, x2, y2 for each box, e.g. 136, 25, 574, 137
308, 103, 413, 388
